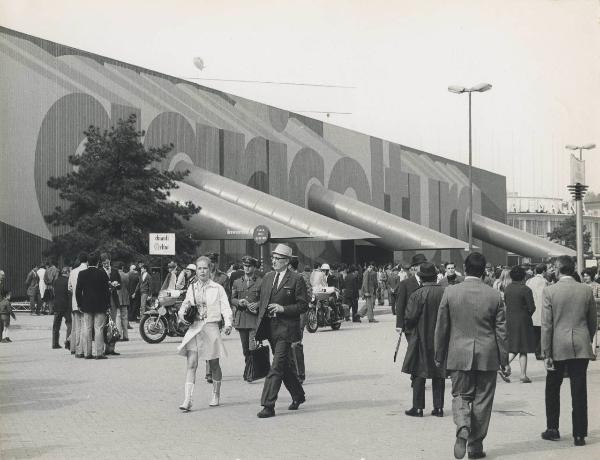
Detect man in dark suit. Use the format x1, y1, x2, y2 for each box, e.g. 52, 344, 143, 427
395, 254, 427, 332
76, 253, 111, 359
342, 265, 360, 322
128, 265, 140, 322
255, 244, 308, 418
358, 261, 378, 322
541, 255, 597, 447
434, 252, 509, 460
101, 253, 122, 355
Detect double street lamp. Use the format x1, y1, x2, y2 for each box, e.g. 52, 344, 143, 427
565, 143, 596, 274
448, 83, 493, 252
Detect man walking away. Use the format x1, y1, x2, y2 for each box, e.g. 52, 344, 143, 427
434, 252, 509, 459
541, 255, 597, 447
526, 263, 547, 360
68, 254, 88, 357
52, 267, 72, 349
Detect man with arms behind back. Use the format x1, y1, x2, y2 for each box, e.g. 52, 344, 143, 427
434, 252, 508, 459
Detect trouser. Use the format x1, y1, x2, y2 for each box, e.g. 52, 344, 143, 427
261, 336, 305, 408
129, 295, 139, 321
29, 291, 41, 314
140, 293, 149, 318
545, 359, 589, 438
0, 315, 10, 339
450, 370, 497, 455
533, 326, 542, 358
83, 312, 106, 357
389, 292, 397, 315
412, 376, 445, 410
70, 311, 84, 354
358, 295, 375, 321
111, 304, 129, 340
290, 313, 306, 380
238, 328, 257, 359
52, 310, 72, 347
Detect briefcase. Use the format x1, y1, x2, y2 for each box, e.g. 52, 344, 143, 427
244, 343, 271, 382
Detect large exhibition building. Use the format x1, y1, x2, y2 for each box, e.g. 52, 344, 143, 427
0, 27, 572, 298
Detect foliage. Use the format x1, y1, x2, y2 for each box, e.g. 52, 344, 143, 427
45, 115, 200, 264
547, 215, 591, 253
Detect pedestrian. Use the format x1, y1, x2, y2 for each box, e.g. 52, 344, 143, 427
494, 268, 511, 298
177, 256, 233, 411
231, 256, 262, 381
76, 252, 111, 360
541, 255, 597, 447
0, 288, 16, 343
135, 264, 152, 319
387, 266, 401, 315
525, 263, 548, 360
101, 253, 122, 356
43, 259, 59, 314
52, 267, 72, 349
161, 261, 178, 290
37, 261, 48, 314
401, 262, 446, 418
503, 265, 536, 383
396, 254, 427, 333
117, 262, 132, 335
25, 263, 41, 315
128, 264, 140, 322
483, 263, 495, 287
288, 256, 307, 383
581, 268, 600, 357
0, 270, 5, 292
255, 244, 308, 418
377, 266, 387, 305
343, 265, 360, 322
358, 261, 378, 323
434, 252, 509, 460
176, 263, 196, 291
68, 253, 88, 357
439, 262, 464, 287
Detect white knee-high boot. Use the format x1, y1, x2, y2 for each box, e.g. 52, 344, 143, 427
179, 383, 194, 411
209, 380, 221, 406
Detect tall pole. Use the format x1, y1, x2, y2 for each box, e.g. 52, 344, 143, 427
468, 92, 473, 253
576, 199, 584, 274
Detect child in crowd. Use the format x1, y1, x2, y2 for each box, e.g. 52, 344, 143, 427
0, 289, 16, 342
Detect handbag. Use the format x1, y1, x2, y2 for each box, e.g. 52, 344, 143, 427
244, 342, 271, 382
183, 286, 199, 324
104, 317, 121, 344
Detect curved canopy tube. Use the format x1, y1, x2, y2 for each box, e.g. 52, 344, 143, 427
307, 183, 470, 251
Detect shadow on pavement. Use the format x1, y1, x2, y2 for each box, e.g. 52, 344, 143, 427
277, 398, 398, 415
0, 378, 83, 414
488, 429, 600, 457
305, 372, 385, 384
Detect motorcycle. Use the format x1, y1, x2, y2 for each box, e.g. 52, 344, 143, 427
139, 289, 189, 344
305, 286, 344, 333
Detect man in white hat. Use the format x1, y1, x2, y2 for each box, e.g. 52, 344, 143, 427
255, 244, 308, 418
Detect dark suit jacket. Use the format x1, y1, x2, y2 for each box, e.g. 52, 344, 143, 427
361, 270, 378, 296
231, 274, 262, 329
342, 272, 359, 301
255, 269, 308, 343
76, 267, 110, 314
103, 267, 121, 308
395, 276, 421, 328
128, 271, 140, 298
53, 275, 70, 312
434, 278, 508, 371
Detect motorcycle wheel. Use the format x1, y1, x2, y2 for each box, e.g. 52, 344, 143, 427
140, 315, 168, 344
306, 309, 318, 333
331, 322, 342, 331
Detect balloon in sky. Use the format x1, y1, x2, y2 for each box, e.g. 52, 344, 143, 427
193, 57, 205, 71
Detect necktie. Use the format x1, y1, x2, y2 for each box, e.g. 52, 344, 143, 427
273, 272, 280, 291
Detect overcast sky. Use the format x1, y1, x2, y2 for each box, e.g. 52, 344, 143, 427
2, 0, 599, 200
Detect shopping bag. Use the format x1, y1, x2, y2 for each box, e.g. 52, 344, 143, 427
245, 342, 271, 382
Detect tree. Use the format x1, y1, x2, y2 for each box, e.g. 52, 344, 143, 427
45, 115, 200, 264
547, 215, 591, 253
584, 190, 599, 203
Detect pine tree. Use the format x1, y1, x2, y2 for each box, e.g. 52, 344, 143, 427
45, 115, 200, 263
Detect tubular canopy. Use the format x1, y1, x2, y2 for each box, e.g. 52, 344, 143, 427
173, 161, 378, 241
169, 182, 308, 240
307, 183, 470, 251
472, 213, 576, 258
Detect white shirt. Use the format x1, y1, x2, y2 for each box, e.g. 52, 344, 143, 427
37, 267, 46, 297
273, 269, 287, 289
68, 262, 88, 311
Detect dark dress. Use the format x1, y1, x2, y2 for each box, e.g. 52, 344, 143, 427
504, 281, 536, 353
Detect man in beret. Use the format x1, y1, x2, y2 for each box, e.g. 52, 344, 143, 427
231, 256, 262, 381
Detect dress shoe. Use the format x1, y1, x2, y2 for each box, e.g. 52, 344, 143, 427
257, 406, 276, 418
84, 355, 94, 360
405, 407, 423, 417
454, 427, 469, 459
468, 452, 486, 459
206, 375, 213, 384
431, 408, 444, 417
368, 319, 379, 323
52, 344, 61, 349
541, 429, 560, 441
106, 351, 120, 356
75, 353, 84, 358
5, 337, 12, 342
64, 340, 70, 349
95, 355, 108, 360
520, 376, 531, 383
121, 338, 129, 342
288, 397, 306, 410
352, 316, 361, 323
127, 325, 133, 329
574, 437, 586, 446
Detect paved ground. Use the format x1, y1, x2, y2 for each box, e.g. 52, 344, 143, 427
1, 303, 599, 460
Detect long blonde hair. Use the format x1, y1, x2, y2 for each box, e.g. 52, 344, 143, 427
497, 268, 512, 292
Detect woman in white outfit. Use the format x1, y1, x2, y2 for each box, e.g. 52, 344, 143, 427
177, 256, 232, 411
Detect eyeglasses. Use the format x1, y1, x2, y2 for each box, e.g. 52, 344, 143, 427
271, 255, 287, 261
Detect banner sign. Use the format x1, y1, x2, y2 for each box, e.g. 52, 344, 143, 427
149, 233, 176, 255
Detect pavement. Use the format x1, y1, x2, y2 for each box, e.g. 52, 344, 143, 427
1, 303, 599, 460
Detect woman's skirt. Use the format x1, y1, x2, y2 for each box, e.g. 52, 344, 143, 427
177, 321, 227, 359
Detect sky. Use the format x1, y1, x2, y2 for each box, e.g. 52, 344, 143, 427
2, 0, 599, 200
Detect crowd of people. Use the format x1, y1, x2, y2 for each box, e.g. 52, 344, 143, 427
1, 246, 599, 458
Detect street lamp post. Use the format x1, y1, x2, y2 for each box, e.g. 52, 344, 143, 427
565, 143, 596, 274
448, 83, 492, 252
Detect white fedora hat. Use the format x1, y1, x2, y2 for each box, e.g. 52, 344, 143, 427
271, 243, 293, 258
